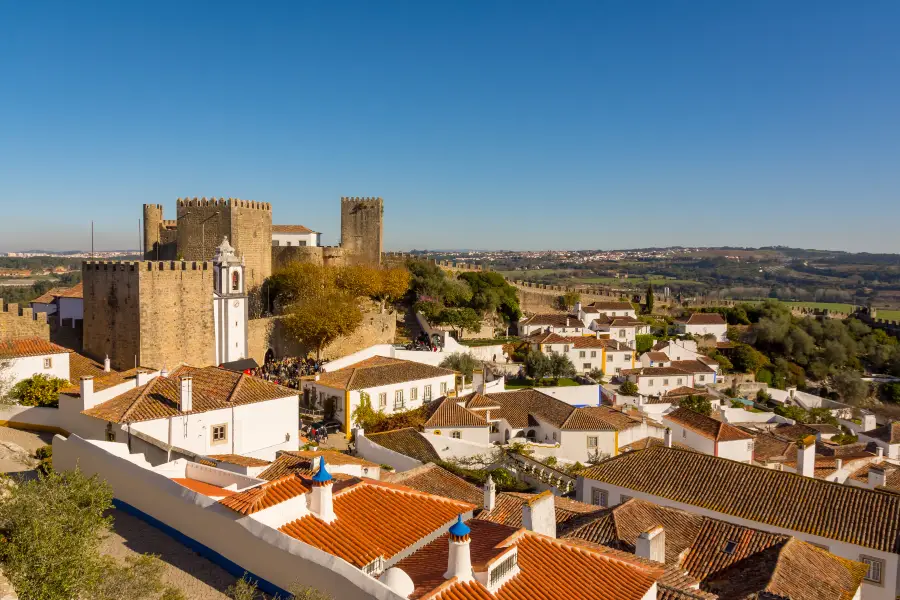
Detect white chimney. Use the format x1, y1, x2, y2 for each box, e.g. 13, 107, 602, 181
877, 447, 885, 459
179, 376, 193, 413
103, 355, 111, 373
160, 364, 169, 378
834, 458, 843, 472
862, 413, 877, 431
444, 515, 473, 582
566, 317, 570, 327
796, 436, 816, 478
522, 491, 556, 538
484, 475, 496, 512
574, 301, 582, 314
596, 331, 601, 339
869, 465, 888, 488
309, 459, 336, 523
80, 376, 94, 402
635, 526, 666, 563
136, 370, 153, 386
664, 427, 673, 448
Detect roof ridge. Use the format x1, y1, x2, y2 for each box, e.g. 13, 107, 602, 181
121, 377, 160, 423
227, 372, 246, 403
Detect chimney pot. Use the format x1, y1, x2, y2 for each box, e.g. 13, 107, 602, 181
869, 465, 888, 488
80, 376, 94, 401
444, 515, 474, 582
522, 491, 556, 538
309, 458, 336, 523
103, 355, 111, 373
484, 475, 496, 512
796, 435, 816, 478
664, 427, 673, 448
877, 446, 885, 459
635, 526, 666, 563
834, 458, 843, 471
180, 376, 193, 412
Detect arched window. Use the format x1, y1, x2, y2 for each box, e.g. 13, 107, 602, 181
232, 271, 240, 291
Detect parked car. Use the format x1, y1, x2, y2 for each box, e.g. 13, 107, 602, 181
309, 419, 342, 435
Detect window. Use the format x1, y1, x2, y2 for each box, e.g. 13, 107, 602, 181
489, 422, 499, 434
211, 424, 228, 444
410, 387, 418, 402
451, 431, 461, 439
590, 488, 608, 507
591, 351, 597, 358
424, 385, 432, 401
299, 241, 307, 247
677, 378, 683, 385
564, 345, 570, 353
747, 441, 753, 451
272, 240, 280, 247
618, 330, 625, 338
607, 354, 613, 362
722, 540, 738, 555
232, 271, 240, 291
663, 379, 669, 386
587, 436, 598, 449
861, 555, 884, 584
647, 379, 654, 387
698, 375, 705, 382
489, 553, 518, 588
579, 351, 586, 358
440, 382, 448, 395
615, 367, 621, 374
378, 392, 387, 408
286, 241, 292, 246
105, 423, 115, 442
394, 390, 404, 410
552, 432, 557, 441
43, 357, 52, 369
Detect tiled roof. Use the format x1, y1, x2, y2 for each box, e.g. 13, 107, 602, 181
279, 479, 475, 568
477, 492, 603, 529
82, 366, 297, 423
592, 315, 646, 327
207, 454, 272, 468
485, 389, 643, 431
219, 474, 310, 515
61, 353, 146, 397
618, 436, 696, 453
382, 463, 483, 508
461, 392, 501, 411
583, 301, 635, 312
172, 478, 237, 498
31, 288, 65, 304
663, 386, 709, 398
664, 408, 754, 442
679, 313, 726, 326
423, 396, 488, 428
573, 337, 627, 350
315, 356, 456, 391
580, 446, 900, 553
396, 520, 661, 600
644, 352, 670, 362
272, 224, 317, 234
55, 282, 83, 299
365, 428, 441, 463
848, 463, 900, 491
669, 360, 716, 374
0, 337, 71, 359
257, 450, 378, 481
523, 331, 570, 345
863, 421, 900, 444
622, 366, 694, 377
519, 313, 581, 328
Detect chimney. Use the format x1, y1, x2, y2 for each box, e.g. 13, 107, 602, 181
309, 458, 336, 523
596, 331, 601, 339
136, 370, 153, 386
179, 376, 193, 413
522, 491, 556, 538
484, 475, 496, 512
80, 376, 94, 402
103, 355, 111, 373
664, 427, 673, 448
444, 515, 473, 582
862, 413, 877, 431
635, 526, 666, 563
574, 301, 582, 314
834, 458, 843, 472
160, 364, 169, 378
869, 465, 888, 488
877, 447, 884, 459
796, 436, 815, 478
566, 317, 570, 327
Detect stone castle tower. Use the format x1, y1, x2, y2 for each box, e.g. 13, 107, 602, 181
143, 198, 272, 291
340, 197, 383, 266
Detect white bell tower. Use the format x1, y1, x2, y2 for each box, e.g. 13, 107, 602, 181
213, 236, 248, 365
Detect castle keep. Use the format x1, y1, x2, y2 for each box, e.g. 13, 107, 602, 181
340, 197, 383, 266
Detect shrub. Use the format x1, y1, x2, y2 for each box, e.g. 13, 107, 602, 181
619, 380, 639, 395
10, 374, 67, 407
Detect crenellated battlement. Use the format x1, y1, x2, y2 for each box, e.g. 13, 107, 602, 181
83, 260, 211, 271
0, 299, 48, 340
161, 220, 177, 228
177, 197, 271, 211
341, 196, 383, 203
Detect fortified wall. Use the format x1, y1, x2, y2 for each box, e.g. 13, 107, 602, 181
82, 261, 215, 371
340, 197, 383, 266
0, 301, 49, 342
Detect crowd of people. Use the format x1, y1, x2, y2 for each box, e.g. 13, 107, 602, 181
250, 356, 328, 390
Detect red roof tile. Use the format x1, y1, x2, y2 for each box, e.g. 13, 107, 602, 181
219, 474, 309, 515
0, 337, 71, 359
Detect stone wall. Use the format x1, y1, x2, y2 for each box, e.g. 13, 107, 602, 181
230, 200, 272, 291
82, 262, 142, 370
0, 301, 49, 342
248, 309, 396, 363
272, 245, 323, 269
340, 197, 383, 266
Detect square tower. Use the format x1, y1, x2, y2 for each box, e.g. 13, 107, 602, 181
340, 197, 383, 266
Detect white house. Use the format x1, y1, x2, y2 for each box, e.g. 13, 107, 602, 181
588, 314, 650, 347
621, 360, 717, 395
76, 365, 299, 461
649, 339, 703, 362
302, 356, 458, 438
576, 301, 637, 324
517, 313, 585, 337
675, 313, 728, 342
858, 422, 900, 461
525, 332, 635, 375
271, 224, 321, 247
422, 396, 490, 444
577, 446, 900, 600
30, 287, 64, 317
662, 407, 754, 462
56, 282, 84, 327
0, 337, 71, 387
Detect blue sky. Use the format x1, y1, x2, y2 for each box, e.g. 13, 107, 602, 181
1, 1, 899, 252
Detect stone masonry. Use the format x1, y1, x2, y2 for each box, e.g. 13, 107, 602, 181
340, 197, 383, 266
0, 301, 49, 342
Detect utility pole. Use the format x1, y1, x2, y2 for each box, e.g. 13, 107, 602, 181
91, 221, 94, 259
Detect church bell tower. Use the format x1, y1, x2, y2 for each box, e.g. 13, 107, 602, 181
213, 236, 248, 365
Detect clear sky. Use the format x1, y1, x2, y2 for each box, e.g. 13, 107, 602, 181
1, 1, 899, 253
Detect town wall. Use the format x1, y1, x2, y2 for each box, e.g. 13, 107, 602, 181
82, 261, 142, 371
143, 204, 178, 260
340, 197, 383, 266
0, 301, 49, 342
229, 200, 272, 291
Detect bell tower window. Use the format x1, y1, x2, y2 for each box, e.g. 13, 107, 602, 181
232, 271, 240, 292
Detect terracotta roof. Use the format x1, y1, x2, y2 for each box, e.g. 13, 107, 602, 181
219, 474, 310, 515
680, 313, 726, 326
82, 366, 297, 423
664, 386, 709, 398
477, 492, 603, 529
61, 353, 146, 396
592, 315, 646, 327
172, 478, 237, 498
365, 428, 441, 463
397, 520, 661, 600
664, 408, 754, 442
55, 282, 83, 299
485, 389, 644, 431
314, 356, 456, 391
382, 463, 483, 508
848, 463, 900, 491
863, 421, 900, 444
580, 446, 900, 553
622, 366, 695, 377
523, 331, 570, 345
807, 423, 842, 435
669, 360, 716, 374
645, 352, 670, 362
0, 337, 71, 359
207, 454, 272, 468
423, 396, 488, 429
583, 302, 635, 312
573, 337, 628, 350
31, 288, 65, 304
279, 479, 475, 568
257, 450, 378, 481
461, 392, 501, 411
272, 224, 317, 234
519, 313, 582, 328
618, 436, 696, 453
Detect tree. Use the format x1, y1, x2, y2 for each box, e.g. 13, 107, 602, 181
774, 404, 809, 423
881, 382, 900, 404
92, 555, 185, 600
645, 284, 654, 314
588, 368, 606, 383
283, 292, 363, 360
227, 576, 334, 600
524, 352, 551, 384
439, 352, 478, 383
731, 344, 769, 373
831, 370, 870, 405
377, 267, 411, 309
9, 373, 68, 407
559, 292, 581, 311
634, 334, 654, 354
0, 358, 14, 405
711, 352, 733, 372
679, 395, 712, 416
269, 262, 334, 305
619, 380, 639, 395
436, 307, 482, 338
334, 265, 381, 299
548, 353, 576, 383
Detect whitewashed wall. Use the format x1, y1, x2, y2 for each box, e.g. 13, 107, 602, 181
7, 352, 70, 387
356, 432, 424, 472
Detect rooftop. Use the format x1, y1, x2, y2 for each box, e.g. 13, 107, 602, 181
423, 396, 488, 429
477, 491, 602, 529
364, 428, 442, 464
483, 389, 646, 431
219, 474, 309, 515
678, 313, 726, 326
383, 463, 483, 508
314, 356, 456, 391
664, 408, 754, 442
55, 282, 83, 299
0, 337, 71, 360
582, 301, 635, 312
862, 421, 900, 444
60, 353, 148, 397
258, 450, 378, 481
272, 224, 318, 234
207, 454, 272, 468
519, 313, 581, 328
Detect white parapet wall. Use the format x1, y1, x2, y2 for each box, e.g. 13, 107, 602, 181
356, 432, 425, 473
534, 384, 600, 407
52, 434, 407, 600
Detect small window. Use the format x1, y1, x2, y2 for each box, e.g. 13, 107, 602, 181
410, 387, 418, 401
552, 432, 557, 441
579, 351, 586, 358
394, 389, 404, 410
677, 378, 683, 385
105, 423, 115, 442
378, 392, 387, 408
451, 431, 461, 439
861, 555, 884, 584
647, 379, 654, 387
722, 540, 738, 555
43, 357, 52, 369
607, 354, 613, 362
231, 271, 240, 291
564, 345, 570, 353
698, 375, 705, 382
663, 379, 669, 386
211, 424, 228, 444
590, 488, 608, 507
489, 422, 499, 433
424, 385, 432, 401
583, 363, 591, 370
682, 429, 687, 438
587, 436, 598, 449
440, 382, 448, 395
591, 351, 597, 358
619, 330, 625, 338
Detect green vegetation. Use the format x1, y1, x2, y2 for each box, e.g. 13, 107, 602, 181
439, 352, 478, 383
522, 351, 576, 385
619, 380, 639, 395
679, 395, 712, 416
226, 575, 334, 600
9, 374, 68, 408
505, 377, 580, 389
350, 393, 428, 434
456, 337, 517, 347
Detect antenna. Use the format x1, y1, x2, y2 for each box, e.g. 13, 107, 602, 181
91, 221, 94, 259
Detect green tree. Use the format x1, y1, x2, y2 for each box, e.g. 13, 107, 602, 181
881, 382, 900, 403
333, 264, 381, 299
439, 352, 478, 383
524, 352, 551, 384
634, 334, 654, 353
588, 368, 606, 383
548, 353, 576, 383
559, 292, 581, 311
645, 284, 654, 314
831, 370, 870, 405
9, 373, 68, 407
283, 292, 363, 360
619, 380, 639, 395
774, 405, 809, 423
679, 395, 712, 416
436, 307, 482, 338
711, 352, 733, 372
731, 344, 769, 373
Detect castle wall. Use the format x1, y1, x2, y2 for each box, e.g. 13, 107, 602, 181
229, 201, 272, 291
143, 205, 177, 260
272, 246, 323, 270
340, 197, 383, 266
82, 262, 142, 370
322, 246, 346, 268
0, 302, 49, 342
176, 198, 232, 264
